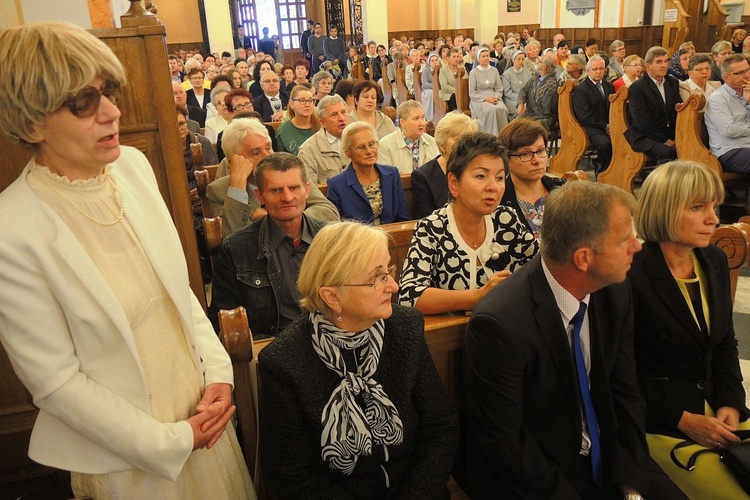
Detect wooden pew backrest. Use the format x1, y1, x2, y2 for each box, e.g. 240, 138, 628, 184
549, 80, 590, 176
597, 86, 647, 195
710, 220, 750, 303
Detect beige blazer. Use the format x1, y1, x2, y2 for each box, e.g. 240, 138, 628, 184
377, 129, 440, 174
679, 79, 722, 106
0, 147, 232, 481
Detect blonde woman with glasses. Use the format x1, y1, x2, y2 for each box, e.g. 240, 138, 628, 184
277, 83, 320, 155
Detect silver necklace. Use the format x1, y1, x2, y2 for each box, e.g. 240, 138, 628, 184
39, 172, 125, 226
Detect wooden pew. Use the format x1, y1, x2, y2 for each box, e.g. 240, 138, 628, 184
549, 81, 592, 176
382, 71, 394, 107
382, 220, 418, 287
414, 65, 423, 106
433, 65, 448, 125
597, 86, 648, 195
455, 67, 470, 116
662, 0, 690, 55
350, 56, 365, 81
675, 93, 746, 185
711, 219, 750, 303
195, 164, 219, 219
395, 61, 409, 105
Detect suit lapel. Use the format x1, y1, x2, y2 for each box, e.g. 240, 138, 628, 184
694, 247, 727, 348
530, 262, 582, 430
645, 77, 668, 115
643, 243, 705, 345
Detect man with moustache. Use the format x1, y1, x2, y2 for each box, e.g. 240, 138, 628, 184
298, 95, 351, 184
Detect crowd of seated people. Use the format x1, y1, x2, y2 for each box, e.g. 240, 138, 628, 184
143, 28, 750, 499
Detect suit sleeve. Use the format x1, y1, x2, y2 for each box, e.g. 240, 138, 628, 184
463, 312, 581, 498
573, 85, 606, 132
627, 83, 663, 145
410, 170, 433, 220
325, 178, 344, 219
304, 183, 340, 222
392, 172, 411, 222
206, 180, 259, 236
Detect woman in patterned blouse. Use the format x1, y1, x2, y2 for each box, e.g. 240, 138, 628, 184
399, 132, 539, 314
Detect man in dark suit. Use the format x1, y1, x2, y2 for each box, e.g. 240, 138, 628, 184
625, 46, 682, 162
233, 25, 253, 54
253, 69, 289, 122
464, 181, 672, 499
573, 55, 615, 176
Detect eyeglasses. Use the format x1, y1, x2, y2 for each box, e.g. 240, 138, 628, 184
510, 147, 549, 162
728, 68, 750, 76
262, 79, 280, 84
341, 265, 397, 292
233, 102, 253, 111
177, 121, 188, 130
62, 81, 121, 118
350, 140, 378, 153
293, 98, 316, 105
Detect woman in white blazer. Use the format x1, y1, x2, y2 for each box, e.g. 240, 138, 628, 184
377, 100, 440, 174
0, 22, 253, 498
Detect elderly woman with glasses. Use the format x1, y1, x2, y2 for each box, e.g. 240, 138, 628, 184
498, 118, 563, 239
399, 132, 538, 314
0, 22, 254, 498
259, 221, 458, 498
326, 122, 410, 225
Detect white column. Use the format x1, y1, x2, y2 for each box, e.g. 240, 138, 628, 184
363, 0, 388, 46
204, 0, 234, 55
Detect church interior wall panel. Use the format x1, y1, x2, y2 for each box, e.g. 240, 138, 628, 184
156, 0, 203, 45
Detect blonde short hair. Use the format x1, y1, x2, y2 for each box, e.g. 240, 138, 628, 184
298, 221, 388, 316
0, 21, 126, 146
434, 112, 478, 154
636, 161, 724, 243
396, 99, 423, 122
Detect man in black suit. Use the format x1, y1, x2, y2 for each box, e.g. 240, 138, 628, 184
573, 55, 614, 176
253, 69, 289, 122
233, 25, 253, 54
625, 46, 682, 162
464, 181, 672, 499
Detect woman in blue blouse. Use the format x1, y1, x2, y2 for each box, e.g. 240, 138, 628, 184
326, 122, 410, 225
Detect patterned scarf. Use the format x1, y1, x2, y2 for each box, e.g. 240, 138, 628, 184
403, 131, 421, 170
310, 312, 403, 475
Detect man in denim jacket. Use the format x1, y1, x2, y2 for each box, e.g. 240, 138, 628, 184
210, 153, 327, 338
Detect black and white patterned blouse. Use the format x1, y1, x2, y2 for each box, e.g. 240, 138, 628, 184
398, 203, 539, 307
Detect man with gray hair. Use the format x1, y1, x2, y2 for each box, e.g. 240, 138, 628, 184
465, 181, 682, 499
297, 95, 350, 184
705, 53, 750, 209
625, 46, 681, 162
573, 55, 614, 175
210, 152, 328, 338
518, 51, 559, 131
608, 40, 626, 82
206, 118, 338, 236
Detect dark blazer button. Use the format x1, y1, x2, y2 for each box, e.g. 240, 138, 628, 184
696, 380, 706, 390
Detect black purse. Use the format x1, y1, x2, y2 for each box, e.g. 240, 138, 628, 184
670, 430, 750, 495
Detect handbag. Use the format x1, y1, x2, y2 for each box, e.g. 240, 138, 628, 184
670, 430, 750, 495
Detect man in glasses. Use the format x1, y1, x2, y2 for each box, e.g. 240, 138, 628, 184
209, 153, 329, 339
573, 55, 614, 177
254, 69, 289, 122
705, 53, 750, 211
206, 118, 338, 236
172, 81, 200, 133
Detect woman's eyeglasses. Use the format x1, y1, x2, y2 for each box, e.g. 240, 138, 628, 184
509, 147, 549, 162
292, 98, 316, 105
350, 140, 379, 153
62, 81, 121, 118
341, 265, 397, 292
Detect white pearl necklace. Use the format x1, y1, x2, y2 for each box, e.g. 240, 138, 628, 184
39, 173, 125, 226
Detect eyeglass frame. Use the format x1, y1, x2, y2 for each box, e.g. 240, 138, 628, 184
340, 265, 397, 291
292, 98, 316, 105
349, 140, 379, 154
509, 147, 550, 162
62, 80, 122, 118
232, 101, 253, 111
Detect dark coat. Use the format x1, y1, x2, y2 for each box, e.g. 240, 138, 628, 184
259, 305, 459, 499
410, 157, 448, 219
573, 77, 614, 134
253, 93, 289, 123
499, 174, 564, 234
464, 255, 650, 498
625, 74, 682, 153
628, 242, 749, 436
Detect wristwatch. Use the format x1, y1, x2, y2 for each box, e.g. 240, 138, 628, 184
623, 493, 645, 500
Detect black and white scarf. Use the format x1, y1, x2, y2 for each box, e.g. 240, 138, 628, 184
310, 312, 403, 476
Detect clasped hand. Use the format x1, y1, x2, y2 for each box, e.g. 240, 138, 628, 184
677, 407, 741, 448
188, 383, 235, 450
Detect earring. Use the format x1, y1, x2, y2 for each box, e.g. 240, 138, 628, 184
336, 312, 342, 322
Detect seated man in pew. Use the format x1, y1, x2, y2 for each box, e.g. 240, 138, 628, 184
172, 81, 200, 133
464, 181, 683, 500
572, 55, 614, 176
625, 46, 681, 162
518, 52, 559, 132
705, 53, 750, 210
206, 119, 338, 237
297, 95, 350, 184
210, 153, 327, 338
253, 69, 288, 122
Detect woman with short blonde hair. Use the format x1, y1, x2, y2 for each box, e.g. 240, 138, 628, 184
259, 221, 459, 498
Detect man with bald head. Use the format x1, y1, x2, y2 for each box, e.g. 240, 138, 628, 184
253, 69, 288, 122
172, 81, 200, 133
